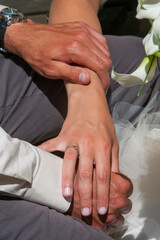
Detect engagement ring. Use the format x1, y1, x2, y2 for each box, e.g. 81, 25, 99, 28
65, 144, 79, 155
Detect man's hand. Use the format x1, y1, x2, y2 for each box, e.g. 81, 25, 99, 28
67, 170, 133, 231
4, 21, 111, 90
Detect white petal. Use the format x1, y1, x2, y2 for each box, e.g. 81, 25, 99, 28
152, 14, 160, 41
143, 15, 160, 55
136, 0, 160, 20
111, 56, 157, 87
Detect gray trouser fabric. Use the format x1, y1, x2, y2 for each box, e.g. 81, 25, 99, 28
0, 198, 111, 240
0, 35, 159, 240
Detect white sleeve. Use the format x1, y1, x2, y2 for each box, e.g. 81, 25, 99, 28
0, 5, 8, 11
0, 127, 71, 213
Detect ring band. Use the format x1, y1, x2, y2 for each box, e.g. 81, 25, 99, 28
65, 144, 79, 155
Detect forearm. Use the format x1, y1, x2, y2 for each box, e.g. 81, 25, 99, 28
66, 70, 109, 121
49, 0, 102, 32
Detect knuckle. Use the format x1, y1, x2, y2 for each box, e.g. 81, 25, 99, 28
118, 198, 132, 213
79, 21, 88, 28
121, 177, 133, 196
126, 182, 133, 196
42, 68, 55, 78
97, 171, 109, 184
69, 40, 81, 50
101, 138, 112, 152
107, 58, 112, 71
63, 175, 72, 184
80, 193, 90, 203
99, 59, 112, 72
107, 214, 117, 224
118, 198, 128, 209
101, 35, 107, 45
78, 31, 88, 40
79, 169, 92, 181
124, 179, 132, 190
82, 134, 93, 147
100, 61, 108, 71
107, 50, 111, 58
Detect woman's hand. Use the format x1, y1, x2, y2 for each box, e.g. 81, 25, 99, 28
39, 72, 119, 216
66, 170, 133, 231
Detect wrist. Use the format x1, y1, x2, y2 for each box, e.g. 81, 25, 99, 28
4, 22, 21, 53
67, 71, 106, 106
4, 21, 31, 55
0, 7, 28, 53
67, 84, 109, 124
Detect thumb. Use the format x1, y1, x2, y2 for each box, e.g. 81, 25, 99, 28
38, 137, 62, 152
54, 62, 91, 85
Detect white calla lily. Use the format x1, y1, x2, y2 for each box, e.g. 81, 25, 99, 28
111, 55, 157, 95
136, 0, 160, 20
111, 0, 160, 95
143, 14, 160, 55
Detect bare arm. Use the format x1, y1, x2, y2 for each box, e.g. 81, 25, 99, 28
40, 0, 119, 217
49, 0, 102, 30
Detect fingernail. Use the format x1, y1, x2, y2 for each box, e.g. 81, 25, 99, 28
79, 73, 89, 84
81, 208, 90, 216
64, 187, 72, 196
98, 207, 107, 215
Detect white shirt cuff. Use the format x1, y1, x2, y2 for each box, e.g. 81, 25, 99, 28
0, 127, 71, 213
25, 148, 71, 213
0, 5, 8, 11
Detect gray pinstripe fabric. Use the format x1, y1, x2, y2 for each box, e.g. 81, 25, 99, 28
0, 35, 159, 240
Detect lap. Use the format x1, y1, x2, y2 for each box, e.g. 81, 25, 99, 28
0, 53, 67, 144
0, 35, 160, 240
0, 197, 111, 240
0, 53, 113, 240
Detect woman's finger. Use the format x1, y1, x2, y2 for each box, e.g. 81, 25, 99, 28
62, 145, 79, 197
78, 143, 94, 216
95, 141, 111, 215
111, 139, 119, 172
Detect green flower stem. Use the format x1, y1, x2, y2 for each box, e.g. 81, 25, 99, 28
157, 57, 160, 72
140, 0, 146, 10
138, 55, 155, 96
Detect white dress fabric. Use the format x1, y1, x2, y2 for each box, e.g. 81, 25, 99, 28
109, 92, 160, 240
